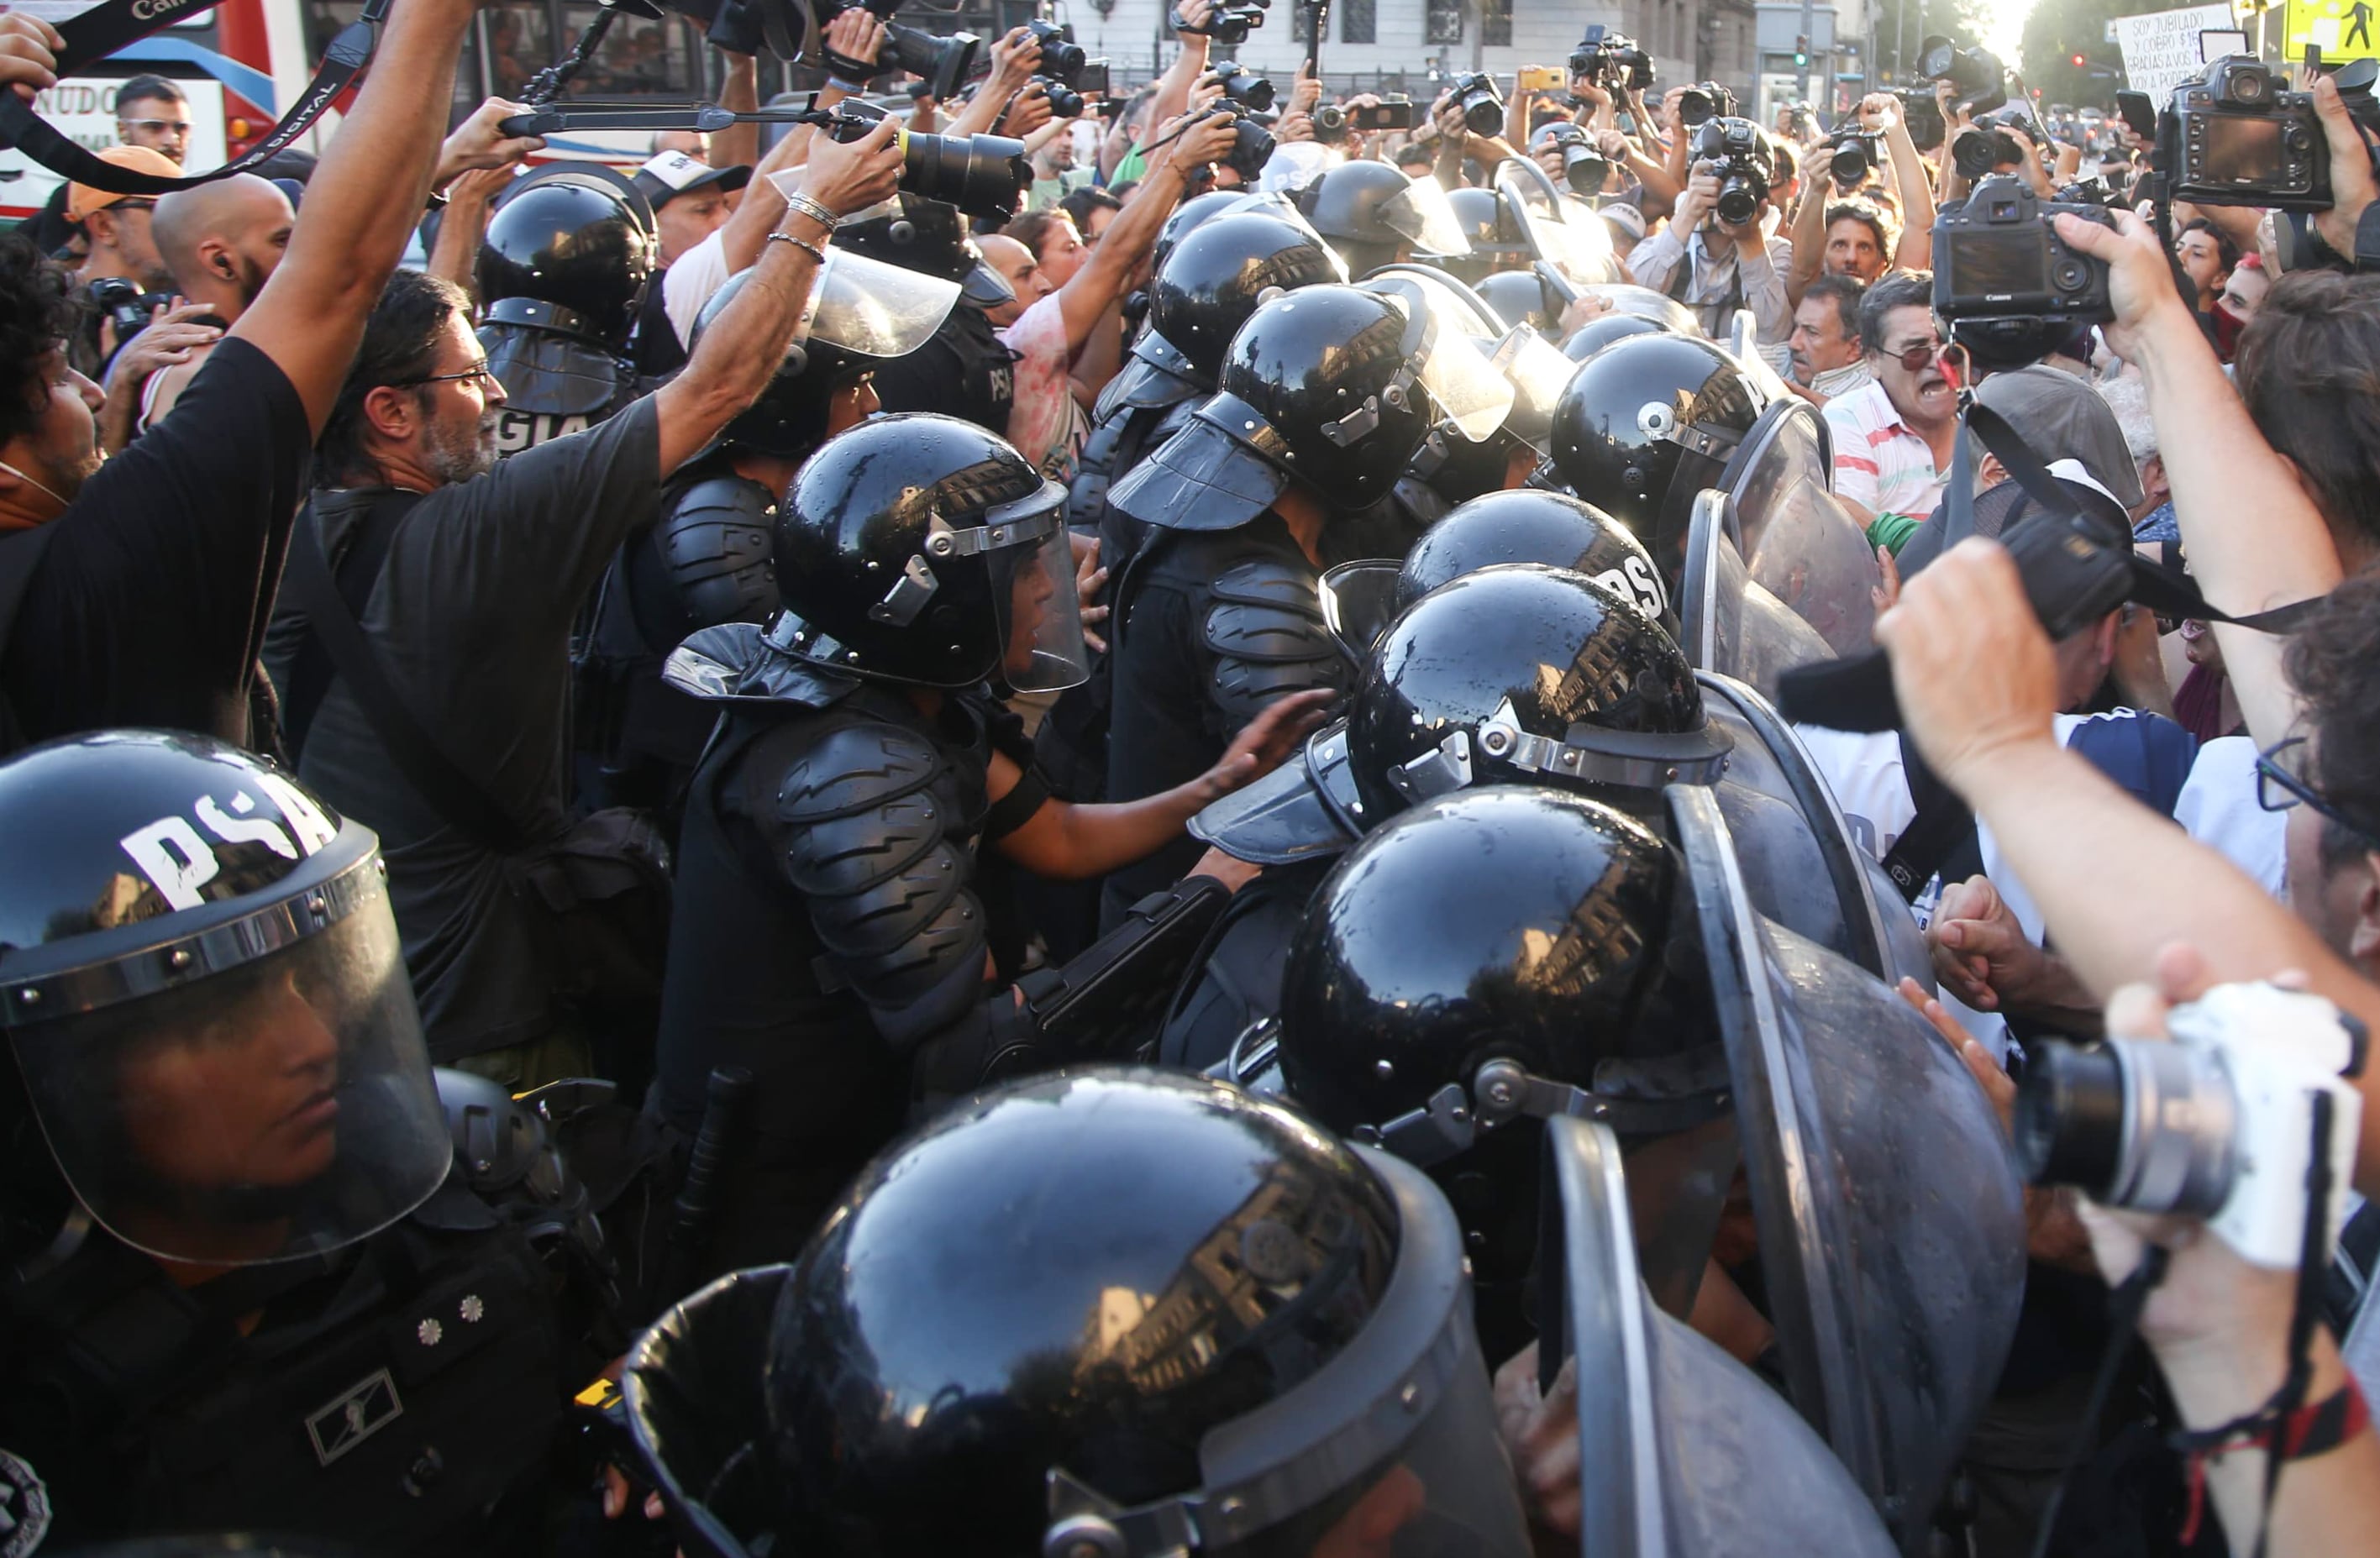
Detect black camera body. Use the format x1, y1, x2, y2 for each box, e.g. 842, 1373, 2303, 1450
1950, 111, 2027, 182
1677, 81, 1736, 129
1690, 116, 1771, 226
814, 0, 981, 101
1568, 24, 1654, 93
86, 277, 169, 352
1447, 70, 1505, 135
1312, 95, 1414, 143
1209, 60, 1276, 113
1022, 18, 1086, 82
2164, 55, 2328, 210
1173, 0, 1269, 45
1894, 86, 1947, 152
1920, 33, 2007, 115
1036, 75, 1085, 118
1932, 172, 2112, 326
1541, 120, 1609, 195
1218, 108, 1275, 181
823, 104, 1031, 218
1827, 129, 1878, 186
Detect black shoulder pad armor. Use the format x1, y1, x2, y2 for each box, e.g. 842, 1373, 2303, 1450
661, 474, 780, 632
1201, 559, 1352, 731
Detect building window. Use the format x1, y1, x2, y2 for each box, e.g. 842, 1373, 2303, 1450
1342, 0, 1375, 45
1425, 0, 1463, 44
1480, 0, 1510, 47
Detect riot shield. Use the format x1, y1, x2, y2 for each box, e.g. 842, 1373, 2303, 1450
1539, 1116, 1899, 1558
1677, 490, 1836, 701
1724, 307, 1796, 407
1715, 399, 1879, 660
1494, 161, 1622, 293
1666, 785, 2025, 1550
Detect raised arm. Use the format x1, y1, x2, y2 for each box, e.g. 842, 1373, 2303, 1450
236, 22, 532, 434
652, 117, 903, 472
1052, 110, 1235, 349
713, 11, 883, 278
1142, 0, 1213, 135
948, 26, 1040, 139
1872, 93, 1934, 268
708, 48, 762, 175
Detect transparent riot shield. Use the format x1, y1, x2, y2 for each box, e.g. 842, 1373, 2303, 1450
1665, 785, 2026, 1550
1724, 307, 1796, 407
1539, 1115, 1899, 1558
1715, 399, 1879, 660
1677, 489, 1836, 701
1495, 160, 1621, 296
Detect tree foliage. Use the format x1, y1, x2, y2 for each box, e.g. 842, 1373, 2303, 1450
1867, 0, 1996, 87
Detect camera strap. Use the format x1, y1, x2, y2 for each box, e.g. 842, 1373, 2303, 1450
0, 0, 393, 197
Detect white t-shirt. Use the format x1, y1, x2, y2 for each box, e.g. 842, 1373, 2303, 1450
1795, 713, 2287, 1057
662, 227, 735, 352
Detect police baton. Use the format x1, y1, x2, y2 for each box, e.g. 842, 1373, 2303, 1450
654, 1064, 752, 1309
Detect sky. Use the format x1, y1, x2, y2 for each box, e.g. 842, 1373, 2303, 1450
1974, 0, 2036, 62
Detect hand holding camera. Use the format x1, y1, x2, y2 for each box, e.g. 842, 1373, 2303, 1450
797, 110, 906, 217
2313, 73, 2380, 257
2046, 201, 2196, 362
817, 7, 888, 76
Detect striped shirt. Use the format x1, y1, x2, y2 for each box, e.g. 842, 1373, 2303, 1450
1822, 377, 1950, 519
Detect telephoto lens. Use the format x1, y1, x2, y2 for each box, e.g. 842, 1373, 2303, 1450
1831, 134, 1873, 186
828, 111, 1032, 219
2013, 1039, 2239, 1216
1223, 113, 1275, 181
1037, 76, 1086, 118
1210, 60, 1276, 113
1450, 71, 1504, 135
1677, 87, 1715, 127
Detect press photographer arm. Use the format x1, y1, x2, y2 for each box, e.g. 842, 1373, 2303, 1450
1048, 110, 1235, 350
711, 9, 890, 280
1873, 92, 1936, 267
1872, 539, 2380, 1195
0, 12, 62, 102
711, 48, 762, 177
1141, 1, 1216, 146
2310, 75, 2380, 267
947, 25, 1039, 139
2054, 205, 2341, 750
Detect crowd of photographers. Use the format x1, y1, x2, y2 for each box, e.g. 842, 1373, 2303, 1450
8, 0, 2380, 1550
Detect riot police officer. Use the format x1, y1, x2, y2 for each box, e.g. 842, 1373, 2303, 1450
576, 254, 961, 825
1542, 329, 1766, 561
622, 1067, 1536, 1558
1097, 283, 1513, 924
649, 414, 1321, 1278
1296, 157, 1472, 280
0, 731, 576, 1554
475, 165, 656, 458
843, 193, 1021, 435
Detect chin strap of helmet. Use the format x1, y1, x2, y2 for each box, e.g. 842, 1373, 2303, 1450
0, 0, 393, 196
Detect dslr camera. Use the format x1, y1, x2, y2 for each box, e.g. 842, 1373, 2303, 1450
822, 102, 1032, 218
1689, 116, 1772, 226
1931, 173, 2112, 325
1569, 24, 1655, 93
2015, 982, 2366, 1270
1894, 86, 1947, 151
1313, 95, 1416, 143
1950, 108, 2031, 182
1446, 70, 1505, 135
2163, 55, 2330, 210
1208, 60, 1276, 113
812, 0, 982, 101
1676, 81, 1736, 129
1919, 32, 2007, 114
86, 277, 171, 354
1541, 120, 1609, 195
1171, 0, 1269, 46
1826, 129, 1879, 186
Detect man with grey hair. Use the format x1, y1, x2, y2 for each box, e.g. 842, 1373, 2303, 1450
2094, 370, 2175, 541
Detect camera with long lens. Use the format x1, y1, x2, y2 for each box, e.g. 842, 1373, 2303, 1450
1541, 121, 1610, 195
1036, 76, 1085, 118
822, 104, 1031, 219
1568, 24, 1655, 92
1021, 18, 1086, 82
2162, 54, 2330, 209
1216, 107, 1276, 182
1172, 0, 1269, 45
1919, 32, 2007, 115
1676, 81, 1736, 129
1447, 70, 1505, 136
2014, 982, 2366, 1269
1932, 172, 2111, 325
1826, 129, 1878, 186
1689, 116, 1772, 226
1950, 112, 2027, 182
1209, 60, 1276, 113
813, 0, 982, 101
1312, 95, 1415, 143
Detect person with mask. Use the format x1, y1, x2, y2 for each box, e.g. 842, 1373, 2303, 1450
650, 412, 1322, 1272
263, 118, 906, 1092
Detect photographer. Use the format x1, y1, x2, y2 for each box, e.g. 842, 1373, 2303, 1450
0, 0, 489, 757
265, 118, 904, 1082
1789, 92, 1935, 305
1626, 124, 1793, 344
1099, 2, 1216, 186
62, 145, 179, 378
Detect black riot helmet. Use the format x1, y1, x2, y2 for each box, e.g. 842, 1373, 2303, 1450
1148, 209, 1346, 387
1300, 159, 1470, 277
1547, 330, 1764, 543
1398, 488, 1669, 620
1562, 307, 1672, 362
1107, 284, 1515, 530
720, 1068, 1532, 1558
1148, 186, 1248, 275
835, 191, 1015, 309
477, 166, 658, 348
691, 253, 959, 458
1474, 268, 1558, 333
771, 412, 1088, 692
0, 731, 450, 1268
1349, 564, 1727, 821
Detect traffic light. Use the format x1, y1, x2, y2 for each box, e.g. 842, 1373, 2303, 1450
2072, 51, 2087, 67
1794, 32, 1809, 66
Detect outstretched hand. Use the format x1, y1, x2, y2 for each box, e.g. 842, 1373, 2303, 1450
1197, 689, 1334, 800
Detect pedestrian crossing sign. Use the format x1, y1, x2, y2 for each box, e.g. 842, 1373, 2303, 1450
2281, 0, 2377, 59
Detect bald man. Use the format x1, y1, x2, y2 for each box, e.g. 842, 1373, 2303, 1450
144, 173, 296, 428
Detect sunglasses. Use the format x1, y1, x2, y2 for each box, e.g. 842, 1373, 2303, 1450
2256, 735, 2380, 852
397, 359, 498, 390
1887, 338, 1947, 373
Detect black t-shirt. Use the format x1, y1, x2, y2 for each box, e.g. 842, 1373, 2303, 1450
867, 304, 1016, 433
634, 266, 689, 379
1, 338, 311, 753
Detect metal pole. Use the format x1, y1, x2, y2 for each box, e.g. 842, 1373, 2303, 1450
1894, 0, 1905, 82
1797, 0, 1815, 98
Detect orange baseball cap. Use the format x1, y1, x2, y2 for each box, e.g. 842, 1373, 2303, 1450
67, 146, 181, 224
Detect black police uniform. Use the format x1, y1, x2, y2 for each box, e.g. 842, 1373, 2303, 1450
865, 303, 1015, 433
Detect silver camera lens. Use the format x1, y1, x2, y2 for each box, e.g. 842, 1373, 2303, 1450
2012, 1038, 2238, 1214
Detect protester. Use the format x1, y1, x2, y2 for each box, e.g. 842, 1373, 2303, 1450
1786, 270, 1870, 403
113, 73, 191, 165
1824, 270, 1955, 546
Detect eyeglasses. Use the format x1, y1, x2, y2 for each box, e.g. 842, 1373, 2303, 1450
119, 119, 192, 136
398, 359, 498, 390
1887, 338, 1947, 373
2256, 735, 2380, 850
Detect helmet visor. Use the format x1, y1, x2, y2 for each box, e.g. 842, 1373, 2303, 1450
8, 871, 449, 1267
1489, 324, 1579, 454
1414, 316, 1518, 445
1679, 489, 1836, 700
1318, 559, 1405, 654
806, 249, 962, 359
987, 481, 1091, 694
1495, 162, 1615, 286
1377, 176, 1474, 258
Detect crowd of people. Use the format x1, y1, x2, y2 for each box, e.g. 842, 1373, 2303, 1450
3, 2, 2380, 1554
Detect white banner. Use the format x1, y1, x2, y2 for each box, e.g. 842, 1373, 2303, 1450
2112, 3, 2243, 107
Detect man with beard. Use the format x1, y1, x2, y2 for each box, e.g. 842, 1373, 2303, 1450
139, 174, 297, 430
265, 118, 905, 1087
